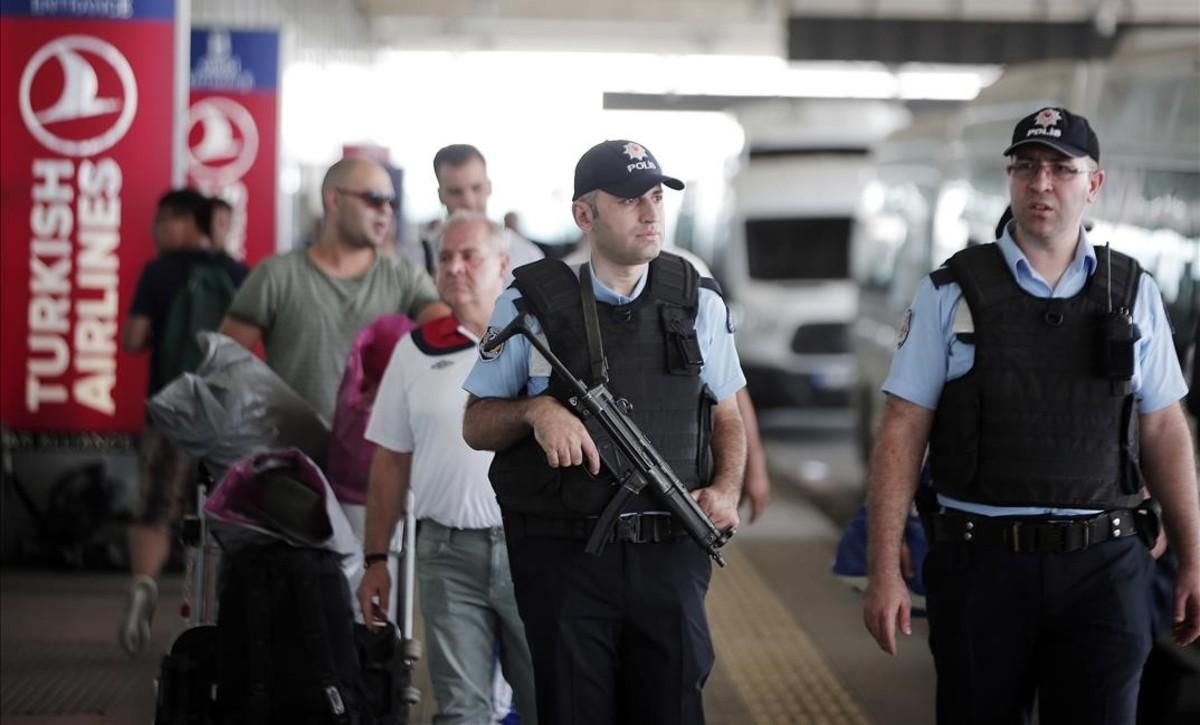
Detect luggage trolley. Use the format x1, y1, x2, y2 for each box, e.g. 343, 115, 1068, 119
153, 468, 221, 724
392, 489, 423, 722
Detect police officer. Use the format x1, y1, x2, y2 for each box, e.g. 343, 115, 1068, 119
862, 107, 1200, 725
462, 139, 747, 725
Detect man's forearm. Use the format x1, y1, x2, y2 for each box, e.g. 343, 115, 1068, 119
363, 448, 412, 555
866, 396, 934, 581
462, 395, 536, 451
736, 388, 767, 484
1140, 403, 1200, 567
709, 396, 747, 494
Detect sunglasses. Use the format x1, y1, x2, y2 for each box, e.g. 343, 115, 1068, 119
336, 187, 399, 212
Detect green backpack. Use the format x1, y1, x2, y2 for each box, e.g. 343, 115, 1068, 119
158, 262, 237, 385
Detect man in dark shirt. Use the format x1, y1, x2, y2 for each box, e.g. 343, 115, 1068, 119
118, 190, 248, 655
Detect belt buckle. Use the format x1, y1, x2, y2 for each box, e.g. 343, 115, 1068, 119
1045, 519, 1074, 553
1005, 521, 1027, 553
1049, 517, 1090, 553
649, 515, 666, 543
617, 515, 640, 543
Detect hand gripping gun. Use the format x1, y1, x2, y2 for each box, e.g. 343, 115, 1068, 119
482, 314, 733, 567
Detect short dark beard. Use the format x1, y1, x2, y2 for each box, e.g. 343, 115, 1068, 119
338, 216, 378, 249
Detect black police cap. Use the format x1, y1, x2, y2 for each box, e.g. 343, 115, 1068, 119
572, 139, 684, 201
1003, 107, 1100, 162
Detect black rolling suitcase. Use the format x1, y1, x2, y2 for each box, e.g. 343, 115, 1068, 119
216, 544, 374, 724
153, 468, 421, 724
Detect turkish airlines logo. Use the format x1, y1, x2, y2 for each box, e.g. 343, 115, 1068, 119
19, 36, 138, 157
187, 97, 259, 184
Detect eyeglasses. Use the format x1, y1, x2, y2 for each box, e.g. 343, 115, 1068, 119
336, 188, 399, 212
1007, 159, 1095, 181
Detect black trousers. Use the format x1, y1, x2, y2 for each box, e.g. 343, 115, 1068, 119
925, 535, 1154, 725
503, 528, 714, 725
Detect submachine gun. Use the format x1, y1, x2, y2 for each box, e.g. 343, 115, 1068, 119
482, 314, 734, 567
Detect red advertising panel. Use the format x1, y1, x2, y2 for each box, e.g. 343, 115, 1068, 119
0, 0, 176, 433
187, 28, 278, 264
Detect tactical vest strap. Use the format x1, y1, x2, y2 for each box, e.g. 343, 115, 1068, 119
512, 259, 581, 323
699, 276, 723, 296
649, 252, 700, 309
1087, 246, 1142, 314
945, 244, 1020, 318
929, 266, 955, 288
932, 244, 1142, 318
650, 254, 703, 375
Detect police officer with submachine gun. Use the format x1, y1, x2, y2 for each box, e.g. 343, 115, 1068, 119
462, 139, 747, 725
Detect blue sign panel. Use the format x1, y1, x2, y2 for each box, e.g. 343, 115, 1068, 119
0, 0, 173, 20
190, 28, 279, 92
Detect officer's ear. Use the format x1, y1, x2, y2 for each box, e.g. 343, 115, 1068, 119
497, 250, 510, 280
572, 200, 595, 232
1086, 167, 1104, 203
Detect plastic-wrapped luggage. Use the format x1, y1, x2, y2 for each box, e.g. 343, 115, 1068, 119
146, 331, 329, 481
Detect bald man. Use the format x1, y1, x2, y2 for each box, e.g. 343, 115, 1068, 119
220, 157, 449, 422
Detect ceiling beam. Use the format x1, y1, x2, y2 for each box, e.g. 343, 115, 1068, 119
785, 17, 1192, 64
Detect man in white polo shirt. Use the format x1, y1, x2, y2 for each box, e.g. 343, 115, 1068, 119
357, 210, 536, 724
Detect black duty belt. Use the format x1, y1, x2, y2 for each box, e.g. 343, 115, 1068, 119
504, 513, 687, 544
930, 508, 1142, 554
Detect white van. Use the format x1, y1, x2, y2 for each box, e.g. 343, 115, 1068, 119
722, 100, 908, 409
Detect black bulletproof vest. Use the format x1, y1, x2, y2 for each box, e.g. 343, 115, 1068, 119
928, 243, 1145, 510
488, 253, 715, 518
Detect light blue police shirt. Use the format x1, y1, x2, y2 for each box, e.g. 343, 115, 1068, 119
883, 222, 1188, 517
463, 258, 746, 402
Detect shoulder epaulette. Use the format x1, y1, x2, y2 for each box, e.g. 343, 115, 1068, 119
698, 277, 735, 333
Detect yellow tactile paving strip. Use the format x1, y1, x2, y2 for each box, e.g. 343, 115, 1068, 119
708, 545, 870, 725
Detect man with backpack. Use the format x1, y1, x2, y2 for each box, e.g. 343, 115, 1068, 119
118, 190, 249, 655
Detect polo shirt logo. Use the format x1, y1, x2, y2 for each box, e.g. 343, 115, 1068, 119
431, 359, 454, 370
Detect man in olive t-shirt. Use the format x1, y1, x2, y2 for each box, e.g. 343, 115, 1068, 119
220, 158, 449, 422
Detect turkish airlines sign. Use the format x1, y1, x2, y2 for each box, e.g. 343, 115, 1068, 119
0, 0, 176, 432
187, 28, 278, 264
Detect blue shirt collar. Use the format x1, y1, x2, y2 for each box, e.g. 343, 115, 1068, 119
580, 257, 648, 305
996, 221, 1097, 298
